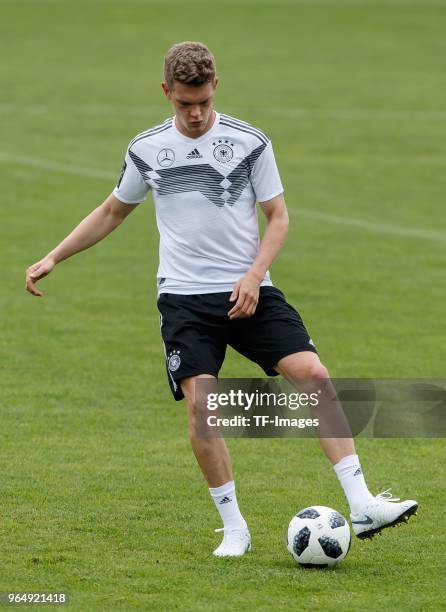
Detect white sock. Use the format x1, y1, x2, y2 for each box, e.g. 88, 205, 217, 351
334, 454, 375, 514
209, 480, 248, 531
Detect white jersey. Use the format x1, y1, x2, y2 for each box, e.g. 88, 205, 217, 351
113, 111, 284, 295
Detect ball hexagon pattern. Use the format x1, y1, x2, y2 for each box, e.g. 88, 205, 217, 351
287, 505, 351, 567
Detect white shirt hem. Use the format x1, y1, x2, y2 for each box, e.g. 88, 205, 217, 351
157, 278, 273, 296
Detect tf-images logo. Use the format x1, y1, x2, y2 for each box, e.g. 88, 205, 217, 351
157, 148, 175, 167
168, 349, 181, 372
213, 140, 234, 163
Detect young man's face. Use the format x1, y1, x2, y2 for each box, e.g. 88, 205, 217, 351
162, 78, 218, 138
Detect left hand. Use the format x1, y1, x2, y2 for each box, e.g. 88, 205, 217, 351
228, 272, 262, 319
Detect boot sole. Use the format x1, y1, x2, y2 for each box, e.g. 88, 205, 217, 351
356, 503, 418, 540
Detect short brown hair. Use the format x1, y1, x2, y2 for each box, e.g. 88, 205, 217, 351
164, 42, 216, 88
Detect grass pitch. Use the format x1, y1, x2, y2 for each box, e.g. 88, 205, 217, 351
1, 0, 445, 610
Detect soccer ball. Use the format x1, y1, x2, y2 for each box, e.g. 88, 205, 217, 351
286, 505, 351, 567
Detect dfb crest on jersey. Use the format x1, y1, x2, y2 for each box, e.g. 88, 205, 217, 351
157, 148, 175, 167
168, 350, 181, 372
213, 140, 234, 163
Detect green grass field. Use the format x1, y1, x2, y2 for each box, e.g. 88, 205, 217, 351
1, 0, 445, 609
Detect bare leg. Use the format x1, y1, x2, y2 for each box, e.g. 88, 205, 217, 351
274, 352, 379, 515
181, 374, 250, 556
181, 374, 233, 487
274, 352, 355, 464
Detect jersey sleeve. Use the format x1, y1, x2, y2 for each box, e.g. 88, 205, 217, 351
250, 140, 284, 203
113, 147, 150, 205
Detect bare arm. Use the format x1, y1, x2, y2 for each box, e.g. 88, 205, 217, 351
25, 193, 138, 297
228, 193, 289, 319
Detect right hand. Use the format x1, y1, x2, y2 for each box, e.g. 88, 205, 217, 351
25, 256, 56, 297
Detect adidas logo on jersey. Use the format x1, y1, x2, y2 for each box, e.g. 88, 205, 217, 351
186, 148, 203, 159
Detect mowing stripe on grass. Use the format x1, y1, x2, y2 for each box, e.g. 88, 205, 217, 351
2, 104, 446, 122
1, 150, 445, 244
0, 151, 115, 181
293, 209, 446, 244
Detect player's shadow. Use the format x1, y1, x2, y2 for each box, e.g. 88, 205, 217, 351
265, 557, 351, 573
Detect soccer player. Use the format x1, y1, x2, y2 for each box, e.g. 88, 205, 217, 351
26, 42, 417, 557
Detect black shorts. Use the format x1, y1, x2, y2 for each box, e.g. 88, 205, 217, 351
157, 286, 317, 401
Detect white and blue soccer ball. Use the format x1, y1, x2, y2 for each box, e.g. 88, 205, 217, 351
286, 505, 351, 567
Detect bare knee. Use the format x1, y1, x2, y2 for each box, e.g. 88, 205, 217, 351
185, 395, 216, 442
181, 374, 216, 435
275, 352, 331, 381
303, 362, 329, 380
277, 355, 330, 381
185, 396, 200, 437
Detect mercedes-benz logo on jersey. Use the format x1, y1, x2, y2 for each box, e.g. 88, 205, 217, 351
157, 148, 175, 167
168, 349, 181, 372
213, 140, 234, 163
